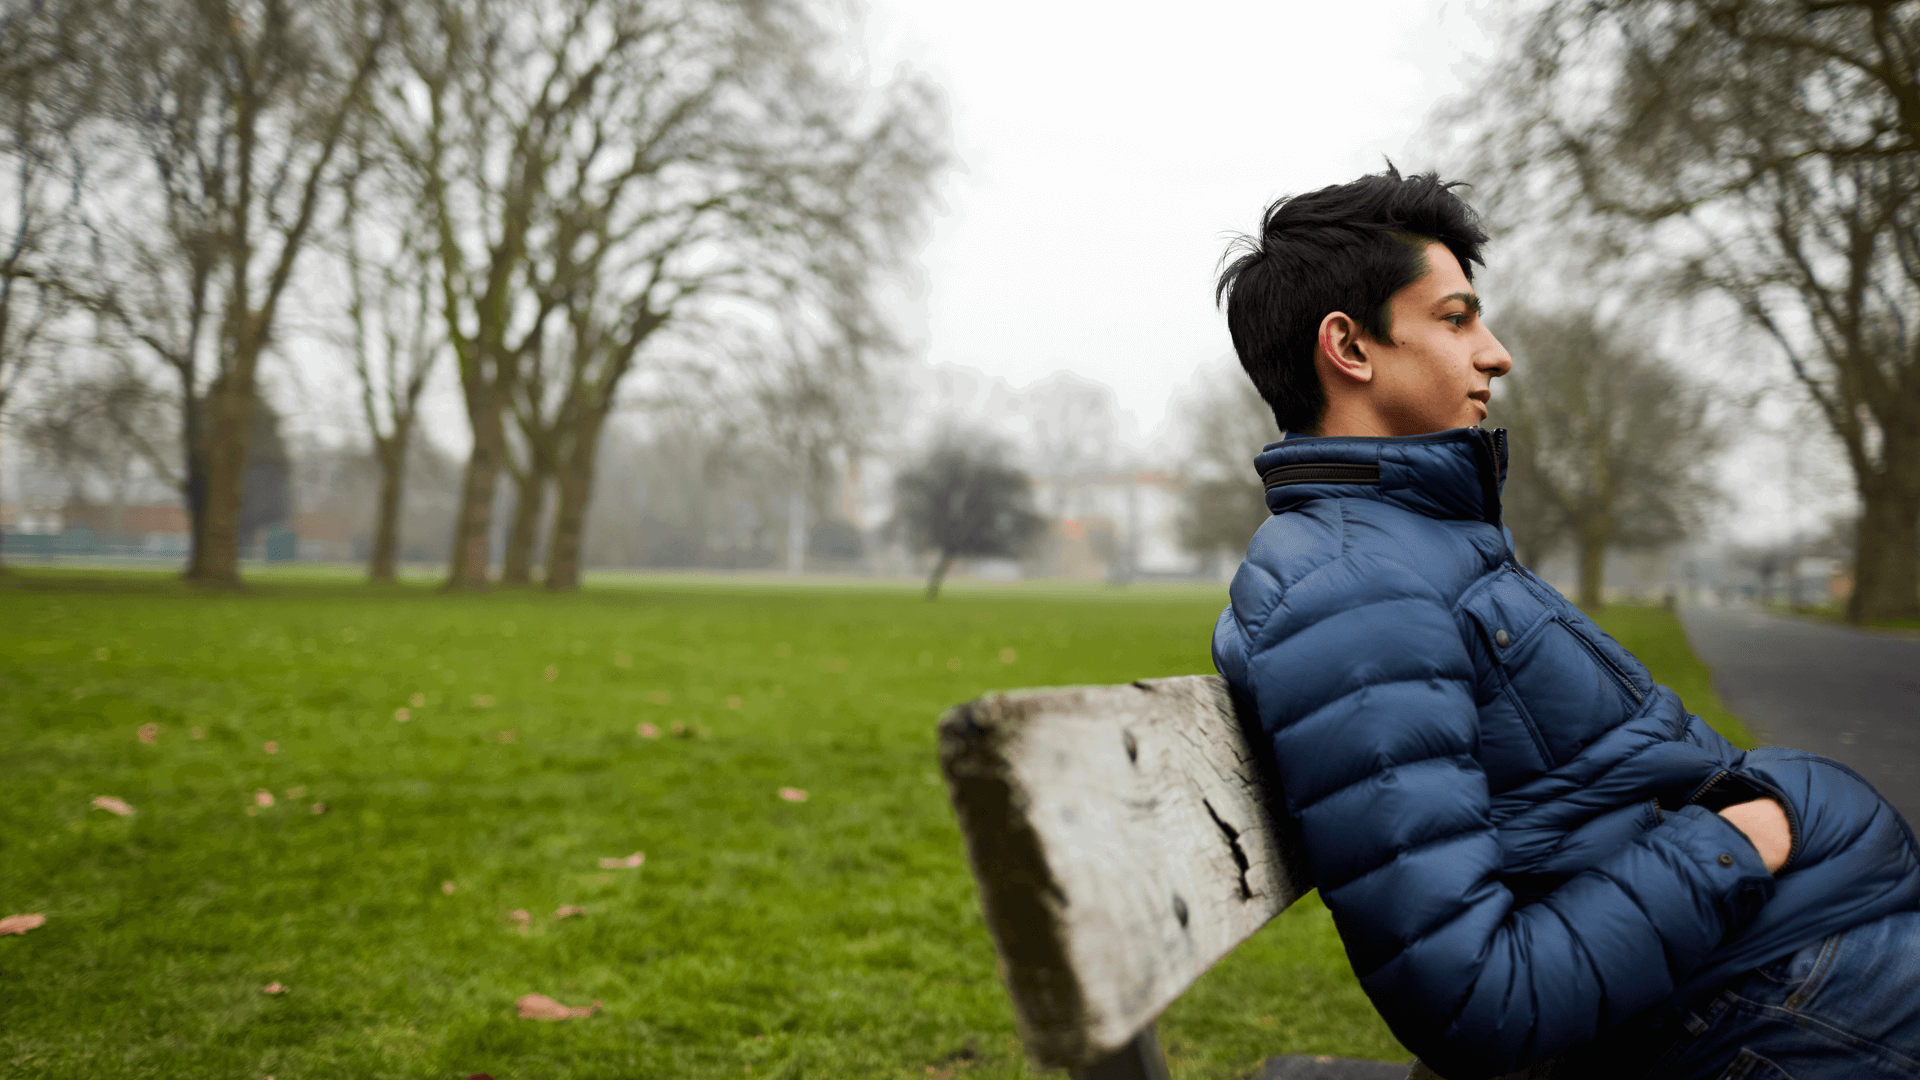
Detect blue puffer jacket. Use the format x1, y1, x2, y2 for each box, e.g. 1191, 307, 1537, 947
1212, 428, 1920, 1080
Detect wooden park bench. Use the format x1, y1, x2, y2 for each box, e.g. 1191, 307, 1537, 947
938, 676, 1546, 1080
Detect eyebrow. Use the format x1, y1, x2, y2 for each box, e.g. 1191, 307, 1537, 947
1440, 291, 1483, 314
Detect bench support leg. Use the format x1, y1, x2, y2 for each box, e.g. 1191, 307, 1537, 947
1068, 1023, 1172, 1080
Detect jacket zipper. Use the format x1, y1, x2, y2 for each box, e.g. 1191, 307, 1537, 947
1475, 428, 1505, 526
1684, 770, 1730, 807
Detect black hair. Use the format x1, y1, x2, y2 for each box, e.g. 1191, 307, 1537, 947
1215, 165, 1489, 434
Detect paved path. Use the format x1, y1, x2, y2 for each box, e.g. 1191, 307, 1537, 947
1680, 606, 1920, 825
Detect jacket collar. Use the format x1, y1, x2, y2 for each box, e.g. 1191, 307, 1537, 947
1254, 427, 1508, 525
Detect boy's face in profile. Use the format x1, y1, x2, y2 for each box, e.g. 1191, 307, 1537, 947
1364, 242, 1512, 436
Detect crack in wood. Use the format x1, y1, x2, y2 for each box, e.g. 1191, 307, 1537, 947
1202, 797, 1254, 901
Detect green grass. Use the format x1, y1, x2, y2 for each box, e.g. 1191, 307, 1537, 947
0, 572, 1749, 1079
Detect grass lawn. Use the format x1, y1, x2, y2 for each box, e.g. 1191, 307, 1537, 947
0, 571, 1749, 1079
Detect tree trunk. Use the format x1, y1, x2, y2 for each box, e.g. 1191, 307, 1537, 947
1849, 482, 1920, 623
1576, 526, 1608, 611
0, 432, 9, 573
368, 435, 407, 584
501, 462, 548, 586
926, 550, 956, 601
182, 391, 209, 576
188, 376, 256, 586
445, 385, 504, 590
544, 411, 605, 592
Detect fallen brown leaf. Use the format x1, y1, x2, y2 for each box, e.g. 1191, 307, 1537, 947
441, 881, 457, 895
516, 993, 600, 1020
553, 905, 585, 919
254, 789, 275, 808
137, 723, 158, 744
472, 694, 495, 708
409, 692, 426, 708
91, 796, 134, 817
310, 802, 326, 815
544, 665, 558, 682
597, 852, 645, 869
394, 707, 411, 722
190, 726, 205, 739
285, 786, 307, 799
779, 787, 808, 803
0, 913, 46, 935
263, 741, 278, 755
509, 909, 531, 925
636, 722, 660, 738
262, 982, 287, 994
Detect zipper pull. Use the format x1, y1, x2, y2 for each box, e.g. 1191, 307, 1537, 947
1475, 428, 1504, 526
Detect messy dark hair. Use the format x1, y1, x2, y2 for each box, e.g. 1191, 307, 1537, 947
1216, 166, 1489, 434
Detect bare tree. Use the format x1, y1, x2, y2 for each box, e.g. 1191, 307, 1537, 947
55, 0, 397, 585
1174, 365, 1279, 562
382, 0, 560, 590
1491, 310, 1722, 609
0, 0, 105, 569
1460, 0, 1920, 621
340, 130, 438, 584
385, 0, 944, 592
893, 431, 1044, 600
531, 1, 944, 592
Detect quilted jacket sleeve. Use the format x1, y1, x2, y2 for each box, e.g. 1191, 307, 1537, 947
1213, 554, 1774, 1080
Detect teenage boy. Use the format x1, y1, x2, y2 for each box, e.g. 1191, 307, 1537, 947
1210, 167, 1920, 1080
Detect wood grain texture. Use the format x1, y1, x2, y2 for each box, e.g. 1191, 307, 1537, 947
939, 674, 1310, 1070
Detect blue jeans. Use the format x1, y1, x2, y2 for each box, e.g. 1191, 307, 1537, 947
1607, 910, 1920, 1078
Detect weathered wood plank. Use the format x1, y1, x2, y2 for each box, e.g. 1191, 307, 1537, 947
939, 674, 1310, 1070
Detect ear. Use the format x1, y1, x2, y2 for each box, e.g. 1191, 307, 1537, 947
1317, 312, 1372, 384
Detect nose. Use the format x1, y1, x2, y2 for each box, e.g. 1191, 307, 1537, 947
1479, 327, 1513, 378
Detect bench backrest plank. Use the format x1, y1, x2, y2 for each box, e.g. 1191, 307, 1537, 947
938, 674, 1310, 1070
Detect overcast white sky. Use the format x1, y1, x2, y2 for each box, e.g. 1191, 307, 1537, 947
861, 0, 1496, 443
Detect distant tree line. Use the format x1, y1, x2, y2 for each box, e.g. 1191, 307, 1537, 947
0, 0, 946, 589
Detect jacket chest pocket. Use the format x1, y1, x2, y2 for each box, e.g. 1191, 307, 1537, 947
1461, 567, 1641, 768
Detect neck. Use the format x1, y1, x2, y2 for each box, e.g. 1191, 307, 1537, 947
1314, 397, 1398, 438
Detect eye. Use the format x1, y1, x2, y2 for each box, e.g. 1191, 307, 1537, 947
1445, 312, 1470, 328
